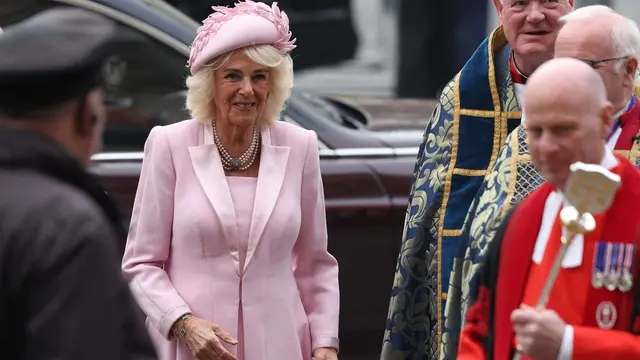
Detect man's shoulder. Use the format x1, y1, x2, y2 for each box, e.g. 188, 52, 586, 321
0, 169, 114, 249
615, 156, 640, 207
503, 184, 553, 224
621, 156, 640, 181
438, 75, 459, 105
2, 168, 102, 210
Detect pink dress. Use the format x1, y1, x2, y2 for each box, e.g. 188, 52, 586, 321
122, 121, 340, 360
227, 176, 258, 359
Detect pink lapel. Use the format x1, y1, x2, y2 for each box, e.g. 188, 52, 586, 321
188, 122, 241, 274
244, 126, 290, 272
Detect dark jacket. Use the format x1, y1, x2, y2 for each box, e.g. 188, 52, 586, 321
0, 126, 156, 360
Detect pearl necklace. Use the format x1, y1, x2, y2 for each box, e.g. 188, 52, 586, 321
212, 121, 261, 172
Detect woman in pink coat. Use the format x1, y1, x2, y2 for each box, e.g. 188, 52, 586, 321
121, 2, 340, 360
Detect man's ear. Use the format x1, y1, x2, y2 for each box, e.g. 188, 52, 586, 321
624, 57, 639, 88
600, 101, 614, 140
493, 0, 503, 15
73, 95, 95, 138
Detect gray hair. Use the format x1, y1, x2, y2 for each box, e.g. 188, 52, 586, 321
185, 44, 294, 126
560, 5, 640, 81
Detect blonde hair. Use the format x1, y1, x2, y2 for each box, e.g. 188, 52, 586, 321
185, 44, 294, 126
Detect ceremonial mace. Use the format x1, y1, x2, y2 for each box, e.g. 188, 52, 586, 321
512, 161, 621, 360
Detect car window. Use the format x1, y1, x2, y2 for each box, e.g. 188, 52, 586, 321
101, 19, 190, 152
0, 0, 51, 26
297, 93, 367, 130
0, 1, 190, 153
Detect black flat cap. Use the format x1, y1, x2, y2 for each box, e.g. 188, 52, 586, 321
0, 8, 116, 116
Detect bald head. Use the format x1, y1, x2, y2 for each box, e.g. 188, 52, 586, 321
524, 57, 613, 190
555, 6, 640, 112
525, 57, 607, 116
557, 9, 628, 57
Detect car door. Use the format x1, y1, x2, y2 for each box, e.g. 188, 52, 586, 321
318, 150, 396, 357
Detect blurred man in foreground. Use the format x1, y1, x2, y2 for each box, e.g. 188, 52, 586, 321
445, 5, 640, 358
382, 1, 574, 359
459, 56, 640, 360
0, 8, 156, 360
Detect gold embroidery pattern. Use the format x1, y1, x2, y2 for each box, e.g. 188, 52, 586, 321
513, 128, 545, 203
438, 29, 522, 360
435, 28, 508, 360
381, 77, 455, 360
383, 27, 540, 360
440, 101, 521, 360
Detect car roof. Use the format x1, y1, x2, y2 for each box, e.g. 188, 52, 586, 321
57, 0, 197, 49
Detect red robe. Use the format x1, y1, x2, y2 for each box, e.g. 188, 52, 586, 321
458, 155, 640, 360
615, 95, 640, 151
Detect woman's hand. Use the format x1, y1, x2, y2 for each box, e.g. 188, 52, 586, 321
313, 347, 338, 360
175, 315, 238, 360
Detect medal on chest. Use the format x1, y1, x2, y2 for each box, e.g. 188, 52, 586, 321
596, 301, 618, 330
593, 242, 635, 292
619, 243, 635, 292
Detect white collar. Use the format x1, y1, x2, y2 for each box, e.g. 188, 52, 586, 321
613, 96, 634, 121
601, 146, 618, 169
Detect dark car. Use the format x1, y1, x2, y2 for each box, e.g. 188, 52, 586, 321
0, 0, 436, 357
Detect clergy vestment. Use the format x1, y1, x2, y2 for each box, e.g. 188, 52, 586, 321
442, 90, 640, 359
382, 26, 522, 360
457, 152, 640, 360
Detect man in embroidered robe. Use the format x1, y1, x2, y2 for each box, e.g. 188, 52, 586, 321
458, 56, 640, 360
443, 6, 640, 358
381, 1, 574, 359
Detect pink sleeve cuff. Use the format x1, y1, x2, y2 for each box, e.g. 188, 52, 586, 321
312, 336, 340, 353
158, 304, 192, 339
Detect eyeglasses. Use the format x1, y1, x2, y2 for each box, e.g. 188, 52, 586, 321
579, 56, 629, 68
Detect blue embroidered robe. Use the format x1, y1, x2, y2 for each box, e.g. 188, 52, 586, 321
380, 27, 521, 360
441, 87, 640, 360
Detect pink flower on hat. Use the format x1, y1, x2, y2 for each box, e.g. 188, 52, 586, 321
187, 1, 297, 73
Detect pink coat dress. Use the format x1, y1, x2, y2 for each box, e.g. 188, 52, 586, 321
121, 119, 340, 360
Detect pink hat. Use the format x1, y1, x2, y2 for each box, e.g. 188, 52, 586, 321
187, 1, 296, 74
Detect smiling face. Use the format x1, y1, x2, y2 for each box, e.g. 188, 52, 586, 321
212, 51, 271, 128
496, 0, 572, 64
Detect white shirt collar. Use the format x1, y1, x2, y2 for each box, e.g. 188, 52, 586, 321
514, 83, 526, 124
601, 145, 618, 169
613, 96, 634, 121
535, 147, 618, 268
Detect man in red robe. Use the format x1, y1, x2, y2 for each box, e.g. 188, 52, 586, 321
457, 57, 640, 360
